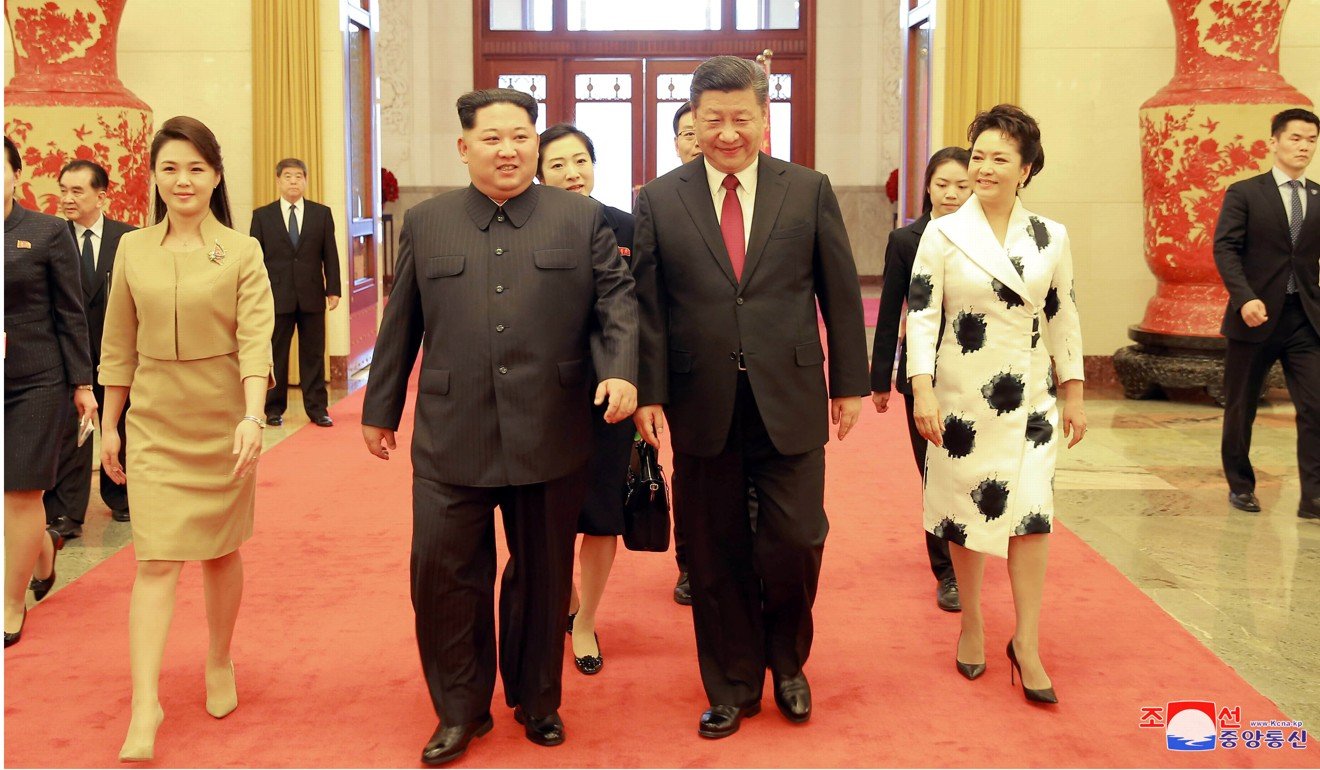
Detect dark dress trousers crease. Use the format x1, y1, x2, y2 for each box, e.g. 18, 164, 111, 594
632, 154, 870, 707
362, 184, 638, 727
4, 204, 93, 492
250, 198, 341, 419
1213, 171, 1320, 502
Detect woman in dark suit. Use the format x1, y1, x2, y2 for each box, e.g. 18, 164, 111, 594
4, 136, 97, 646
536, 123, 633, 676
870, 147, 971, 613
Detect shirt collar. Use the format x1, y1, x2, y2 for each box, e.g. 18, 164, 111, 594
704, 155, 760, 199
281, 197, 303, 215
464, 184, 538, 230
73, 212, 105, 240
1272, 165, 1308, 187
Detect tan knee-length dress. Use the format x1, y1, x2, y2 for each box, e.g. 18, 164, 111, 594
99, 214, 274, 561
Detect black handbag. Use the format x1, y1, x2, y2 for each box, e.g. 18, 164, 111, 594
622, 438, 671, 552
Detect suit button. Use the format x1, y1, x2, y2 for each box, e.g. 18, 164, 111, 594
496, 324, 506, 332
498, 366, 508, 375
729, 352, 737, 360
497, 215, 505, 222
495, 285, 505, 293
736, 297, 744, 305
495, 248, 505, 255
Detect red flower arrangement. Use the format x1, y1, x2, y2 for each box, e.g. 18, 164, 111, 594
885, 168, 899, 204
381, 167, 399, 204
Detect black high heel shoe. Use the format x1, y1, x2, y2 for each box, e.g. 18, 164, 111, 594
4, 607, 26, 648
955, 632, 986, 680
1006, 639, 1058, 704
29, 528, 64, 602
573, 632, 603, 675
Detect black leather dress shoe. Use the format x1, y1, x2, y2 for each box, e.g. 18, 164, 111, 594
421, 714, 493, 765
698, 701, 761, 738
265, 415, 283, 427
1300, 498, 1320, 520
312, 415, 334, 427
773, 673, 811, 723
936, 576, 961, 612
112, 508, 131, 523
513, 706, 565, 746
1228, 491, 1261, 512
50, 516, 82, 540
673, 571, 692, 606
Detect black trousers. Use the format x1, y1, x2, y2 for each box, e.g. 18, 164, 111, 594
266, 309, 328, 418
44, 383, 128, 524
411, 466, 585, 726
673, 373, 827, 707
901, 393, 954, 582
1222, 295, 1320, 501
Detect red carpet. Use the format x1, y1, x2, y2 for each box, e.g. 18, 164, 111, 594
5, 382, 1316, 767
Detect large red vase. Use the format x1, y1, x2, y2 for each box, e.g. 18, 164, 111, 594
1136, 0, 1311, 337
4, 0, 153, 226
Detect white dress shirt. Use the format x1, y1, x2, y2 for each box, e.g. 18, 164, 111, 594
705, 157, 758, 250
281, 196, 303, 238
72, 213, 105, 268
1272, 165, 1310, 224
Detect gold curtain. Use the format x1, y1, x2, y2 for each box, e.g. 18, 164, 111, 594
252, 0, 324, 203
941, 0, 1020, 148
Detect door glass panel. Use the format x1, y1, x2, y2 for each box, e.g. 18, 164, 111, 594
498, 74, 549, 132
348, 20, 374, 221
574, 101, 633, 212
736, 0, 800, 29
768, 73, 791, 162
490, 0, 552, 30
567, 0, 720, 30
575, 73, 633, 101
654, 73, 694, 178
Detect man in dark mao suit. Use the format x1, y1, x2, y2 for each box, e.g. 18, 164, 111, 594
632, 56, 870, 738
361, 88, 638, 766
1214, 108, 1320, 519
46, 160, 136, 539
250, 158, 341, 427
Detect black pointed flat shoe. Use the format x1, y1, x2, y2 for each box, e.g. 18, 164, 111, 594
573, 633, 603, 675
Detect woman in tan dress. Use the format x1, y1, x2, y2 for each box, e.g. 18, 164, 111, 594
98, 117, 274, 761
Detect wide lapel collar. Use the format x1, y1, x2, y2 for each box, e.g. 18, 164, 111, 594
1258, 172, 1293, 242
939, 195, 1032, 308
740, 153, 788, 288
676, 161, 738, 287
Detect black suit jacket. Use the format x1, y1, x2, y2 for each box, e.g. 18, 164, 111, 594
4, 204, 93, 384
69, 216, 135, 363
361, 184, 638, 487
250, 199, 342, 314
1213, 171, 1320, 341
870, 213, 929, 396
632, 154, 870, 458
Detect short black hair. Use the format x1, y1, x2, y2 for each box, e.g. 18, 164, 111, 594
690, 56, 768, 113
276, 158, 308, 176
536, 123, 596, 180
1271, 108, 1320, 137
968, 104, 1045, 188
59, 159, 110, 190
921, 146, 971, 214
456, 88, 538, 130
4, 136, 20, 174
673, 101, 694, 136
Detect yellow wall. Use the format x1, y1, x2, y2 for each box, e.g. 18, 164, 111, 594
1016, 0, 1320, 356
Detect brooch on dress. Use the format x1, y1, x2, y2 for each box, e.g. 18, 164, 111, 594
208, 240, 227, 265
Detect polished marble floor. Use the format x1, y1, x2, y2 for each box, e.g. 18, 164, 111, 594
25, 350, 1319, 729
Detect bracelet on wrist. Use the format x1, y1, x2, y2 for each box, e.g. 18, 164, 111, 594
75, 384, 94, 391
241, 415, 266, 429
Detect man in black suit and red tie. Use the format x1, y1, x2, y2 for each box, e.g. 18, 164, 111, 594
1214, 108, 1320, 520
46, 160, 135, 540
361, 88, 638, 765
632, 56, 870, 738
250, 158, 341, 428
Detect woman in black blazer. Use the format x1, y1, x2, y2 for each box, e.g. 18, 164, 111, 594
536, 124, 634, 676
869, 146, 971, 612
4, 136, 97, 646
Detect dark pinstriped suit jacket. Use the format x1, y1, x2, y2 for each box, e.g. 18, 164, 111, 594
4, 204, 92, 384
362, 184, 639, 487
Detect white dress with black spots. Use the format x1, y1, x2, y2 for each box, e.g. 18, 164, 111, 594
905, 195, 1084, 559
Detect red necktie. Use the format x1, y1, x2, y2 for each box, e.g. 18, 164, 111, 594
720, 174, 746, 280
